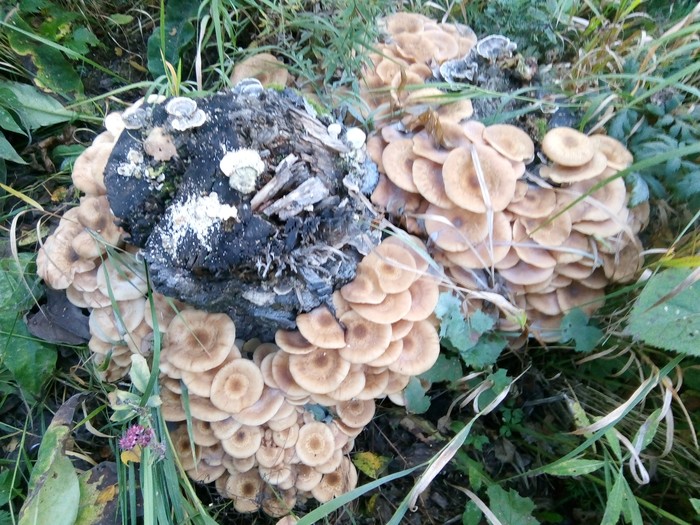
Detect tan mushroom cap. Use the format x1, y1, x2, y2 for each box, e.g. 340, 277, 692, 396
556, 282, 605, 316
520, 210, 573, 247
144, 292, 189, 331
371, 174, 423, 216
566, 175, 627, 222
445, 211, 513, 269
507, 184, 557, 218
393, 32, 439, 64
336, 398, 376, 429
403, 277, 440, 321
261, 487, 297, 517
89, 298, 146, 342
340, 265, 386, 305
268, 351, 308, 397
411, 157, 455, 209
72, 196, 123, 258
210, 358, 265, 413
357, 368, 390, 399
527, 292, 562, 316
381, 235, 431, 274
275, 329, 317, 355
368, 338, 403, 368
349, 289, 413, 324
159, 386, 186, 421
442, 144, 518, 213
187, 462, 226, 484
391, 319, 414, 341
295, 463, 323, 492
71, 141, 112, 196
226, 469, 264, 513
295, 421, 335, 467
385, 12, 429, 35
366, 242, 418, 294
190, 419, 219, 447
96, 257, 148, 301
163, 310, 235, 372
296, 306, 345, 349
327, 365, 367, 401
311, 457, 358, 503
338, 310, 392, 364
211, 417, 242, 440
388, 320, 440, 375
230, 53, 289, 87
498, 260, 555, 286
483, 124, 535, 163
187, 394, 231, 422
437, 99, 474, 124
382, 139, 419, 193
288, 348, 351, 394
541, 127, 595, 167
540, 152, 608, 184
180, 347, 239, 397
222, 424, 263, 459
512, 221, 557, 269
589, 134, 633, 170
423, 204, 489, 252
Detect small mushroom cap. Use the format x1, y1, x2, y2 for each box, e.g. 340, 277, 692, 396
181, 347, 240, 397
541, 127, 595, 168
311, 457, 357, 503
498, 260, 555, 286
296, 306, 345, 349
445, 211, 512, 269
340, 265, 386, 305
507, 184, 558, 218
566, 175, 627, 222
163, 310, 235, 372
423, 204, 489, 252
442, 145, 518, 213
556, 282, 605, 316
143, 127, 178, 162
403, 277, 440, 321
336, 398, 376, 428
268, 351, 309, 397
275, 329, 318, 355
230, 53, 289, 87
366, 242, 418, 294
411, 157, 455, 209
327, 365, 367, 401
540, 152, 608, 184
295, 421, 335, 467
187, 394, 231, 422
222, 424, 263, 459
338, 310, 392, 364
349, 289, 413, 324
71, 142, 112, 196
520, 210, 573, 247
233, 387, 285, 426
226, 470, 264, 512
367, 339, 403, 368
382, 139, 419, 193
294, 463, 323, 492
482, 124, 535, 163
96, 257, 148, 301
388, 320, 440, 375
384, 12, 429, 35
210, 358, 265, 413
589, 134, 633, 170
288, 348, 351, 394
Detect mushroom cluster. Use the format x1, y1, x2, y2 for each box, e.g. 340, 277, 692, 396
364, 14, 648, 341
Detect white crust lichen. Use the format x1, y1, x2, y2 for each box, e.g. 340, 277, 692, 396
220, 148, 265, 194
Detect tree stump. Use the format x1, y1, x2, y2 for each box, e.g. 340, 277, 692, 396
104, 83, 380, 339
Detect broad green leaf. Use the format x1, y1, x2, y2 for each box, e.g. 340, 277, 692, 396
0, 106, 25, 135
420, 354, 462, 384
108, 14, 134, 25
690, 498, 700, 515
129, 354, 150, 393
64, 26, 99, 55
539, 458, 605, 477
0, 133, 25, 164
600, 470, 625, 525
486, 484, 540, 525
352, 451, 391, 479
627, 268, 700, 354
461, 333, 507, 369
18, 395, 81, 525
560, 309, 603, 352
0, 81, 74, 129
404, 376, 430, 414
75, 462, 119, 525
146, 0, 198, 78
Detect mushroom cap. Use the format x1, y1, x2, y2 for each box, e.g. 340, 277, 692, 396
226, 470, 264, 513
507, 184, 557, 218
393, 32, 439, 64
512, 221, 557, 269
371, 174, 423, 216
340, 265, 386, 305
445, 211, 513, 269
499, 259, 555, 286
411, 157, 455, 208
268, 351, 308, 397
422, 30, 460, 62
403, 277, 440, 321
541, 127, 595, 167
71, 142, 111, 196
366, 242, 418, 294
336, 398, 376, 429
556, 282, 605, 316
211, 417, 242, 440
96, 257, 148, 301
187, 462, 226, 484
163, 310, 235, 372
181, 346, 240, 397
230, 53, 288, 87
388, 320, 440, 375
210, 358, 265, 413
89, 298, 146, 342
540, 152, 608, 184
294, 463, 323, 492
144, 292, 189, 331
288, 348, 351, 394
442, 144, 518, 213
589, 134, 633, 170
222, 424, 263, 459
382, 139, 419, 193
311, 457, 357, 503
423, 204, 489, 252
327, 365, 367, 401
384, 12, 429, 35
275, 329, 318, 355
520, 210, 573, 247
526, 292, 562, 316
367, 339, 403, 368
566, 175, 627, 222
295, 421, 336, 467
187, 394, 231, 422
143, 127, 178, 162
338, 310, 392, 364
482, 124, 535, 163
233, 387, 285, 426
296, 306, 345, 349
349, 289, 413, 324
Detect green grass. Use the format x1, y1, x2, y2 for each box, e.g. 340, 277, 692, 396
0, 0, 699, 524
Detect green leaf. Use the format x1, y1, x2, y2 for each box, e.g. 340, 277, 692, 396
0, 469, 19, 507
129, 354, 150, 393
460, 333, 507, 369
601, 470, 625, 525
75, 462, 119, 525
108, 14, 134, 26
621, 476, 643, 525
65, 27, 100, 55
0, 81, 74, 130
404, 377, 430, 414
486, 484, 540, 525
352, 451, 391, 480
419, 354, 462, 384
18, 395, 81, 525
539, 458, 605, 477
462, 501, 482, 525
0, 133, 26, 164
690, 498, 700, 515
560, 309, 603, 352
627, 268, 700, 354
0, 106, 25, 135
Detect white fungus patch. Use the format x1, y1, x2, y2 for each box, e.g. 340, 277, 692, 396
220, 148, 265, 194
160, 192, 238, 257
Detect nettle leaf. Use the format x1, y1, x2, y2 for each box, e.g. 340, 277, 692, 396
560, 309, 603, 353
404, 377, 430, 414
627, 268, 700, 354
486, 484, 540, 525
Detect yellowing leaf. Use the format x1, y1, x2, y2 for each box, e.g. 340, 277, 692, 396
120, 446, 142, 465
352, 451, 391, 479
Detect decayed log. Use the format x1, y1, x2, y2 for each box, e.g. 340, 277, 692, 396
104, 83, 380, 339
